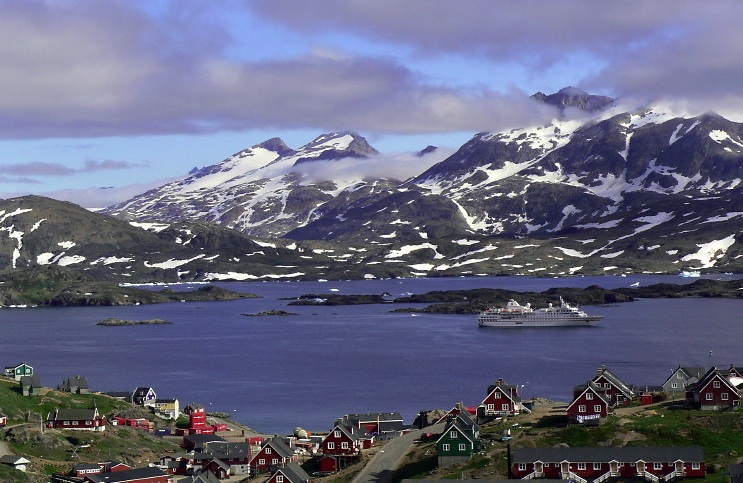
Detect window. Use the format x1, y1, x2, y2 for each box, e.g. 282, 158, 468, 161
502, 403, 510, 411
334, 430, 341, 438
63, 421, 70, 426
692, 463, 700, 470
594, 405, 602, 413
272, 458, 278, 465
586, 393, 594, 400
579, 405, 586, 413
327, 442, 335, 450
578, 463, 586, 470
671, 382, 678, 389
604, 383, 610, 388
341, 442, 348, 449
494, 392, 501, 399
706, 393, 713, 400
486, 404, 494, 412
722, 393, 729, 400
677, 373, 683, 379
450, 431, 458, 438
72, 421, 79, 425
277, 476, 284, 483
259, 459, 265, 465
443, 444, 450, 451
459, 443, 466, 451
713, 380, 720, 388
266, 448, 272, 454
654, 463, 663, 470
593, 463, 602, 470
518, 463, 527, 471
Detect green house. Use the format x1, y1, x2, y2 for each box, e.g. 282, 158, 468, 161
4, 362, 33, 381
436, 411, 482, 467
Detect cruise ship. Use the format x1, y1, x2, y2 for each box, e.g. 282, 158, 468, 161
477, 297, 603, 328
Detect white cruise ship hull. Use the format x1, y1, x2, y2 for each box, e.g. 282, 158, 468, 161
477, 315, 602, 328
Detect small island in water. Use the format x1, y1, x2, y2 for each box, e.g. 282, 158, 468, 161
97, 318, 173, 326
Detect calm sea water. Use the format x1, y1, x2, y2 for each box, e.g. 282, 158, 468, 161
1, 274, 741, 434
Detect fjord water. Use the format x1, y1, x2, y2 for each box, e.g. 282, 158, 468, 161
1, 275, 741, 434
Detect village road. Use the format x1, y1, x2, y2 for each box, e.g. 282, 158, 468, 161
351, 423, 445, 483
0, 439, 11, 456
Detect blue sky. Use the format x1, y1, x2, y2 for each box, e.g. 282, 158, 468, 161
1, 1, 742, 207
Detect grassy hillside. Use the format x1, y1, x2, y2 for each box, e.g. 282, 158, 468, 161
0, 378, 181, 482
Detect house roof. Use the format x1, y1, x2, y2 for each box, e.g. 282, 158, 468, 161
184, 434, 227, 445
0, 455, 31, 465
568, 381, 611, 409
59, 375, 89, 390
276, 461, 311, 483
49, 407, 100, 421
692, 366, 739, 393
593, 365, 634, 398
486, 378, 522, 402
513, 446, 704, 463
20, 374, 42, 387
662, 366, 705, 387
5, 362, 32, 370
86, 466, 168, 483
203, 441, 250, 459
339, 412, 404, 423
264, 437, 295, 458
177, 470, 221, 483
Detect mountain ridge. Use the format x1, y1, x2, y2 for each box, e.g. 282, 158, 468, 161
2, 89, 742, 281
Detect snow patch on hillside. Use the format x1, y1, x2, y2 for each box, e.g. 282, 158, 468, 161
680, 234, 736, 268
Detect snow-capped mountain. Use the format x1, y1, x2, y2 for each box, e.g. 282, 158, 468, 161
2, 89, 742, 281
105, 132, 388, 238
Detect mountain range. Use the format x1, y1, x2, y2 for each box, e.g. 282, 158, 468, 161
1, 88, 741, 282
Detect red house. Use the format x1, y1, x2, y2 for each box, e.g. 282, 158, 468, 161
47, 407, 107, 432
583, 365, 635, 407
321, 424, 373, 456
478, 378, 522, 419
0, 413, 7, 427
687, 366, 740, 410
567, 380, 611, 425
250, 437, 296, 474
512, 446, 705, 482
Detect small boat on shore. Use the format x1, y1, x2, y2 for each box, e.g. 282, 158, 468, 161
477, 297, 602, 328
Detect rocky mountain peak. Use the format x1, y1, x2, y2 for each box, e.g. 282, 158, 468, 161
255, 137, 295, 156
293, 131, 379, 165
533, 86, 614, 113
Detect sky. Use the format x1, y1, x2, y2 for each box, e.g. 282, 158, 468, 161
1, 1, 743, 208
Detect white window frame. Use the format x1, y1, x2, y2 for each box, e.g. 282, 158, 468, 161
692, 463, 700, 470
502, 403, 510, 411
341, 442, 349, 449
578, 405, 586, 413
594, 405, 602, 413
654, 462, 663, 470
442, 443, 450, 451
327, 442, 335, 450
578, 463, 586, 470
458, 443, 466, 451
586, 393, 593, 400
713, 380, 720, 388
593, 463, 601, 470
277, 476, 284, 483
450, 430, 457, 438
706, 393, 713, 400
518, 463, 527, 471
334, 430, 341, 438
722, 392, 729, 400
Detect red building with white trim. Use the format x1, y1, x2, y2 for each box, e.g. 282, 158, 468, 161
512, 446, 705, 482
